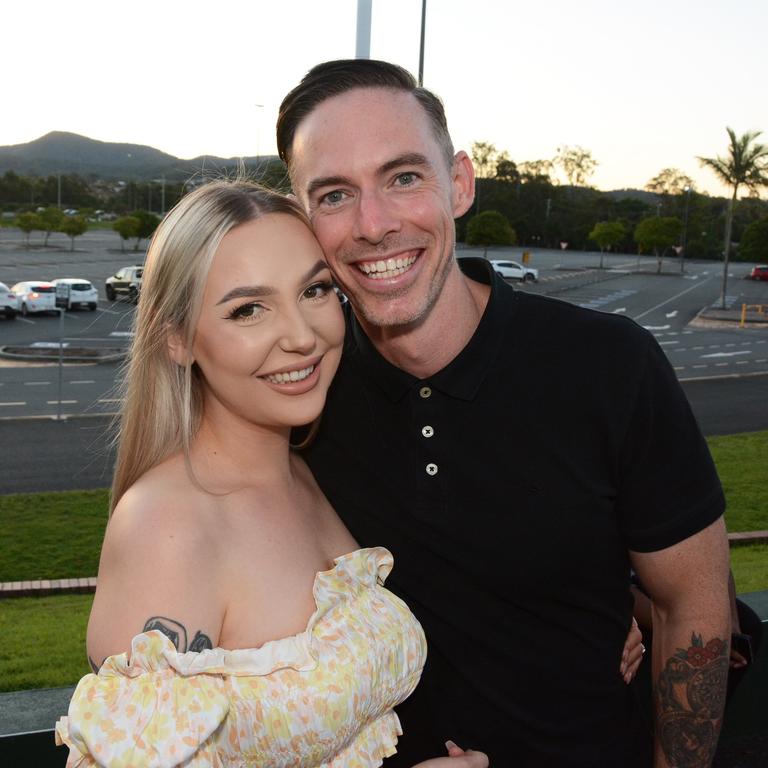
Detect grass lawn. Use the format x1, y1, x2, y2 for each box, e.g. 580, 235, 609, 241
0, 489, 108, 582
0, 593, 92, 692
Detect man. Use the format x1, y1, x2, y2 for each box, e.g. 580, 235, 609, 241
277, 60, 731, 767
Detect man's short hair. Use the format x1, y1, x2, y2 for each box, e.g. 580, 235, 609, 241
277, 59, 455, 171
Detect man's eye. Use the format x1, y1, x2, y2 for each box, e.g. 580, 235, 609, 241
396, 172, 417, 186
227, 302, 265, 321
321, 190, 345, 205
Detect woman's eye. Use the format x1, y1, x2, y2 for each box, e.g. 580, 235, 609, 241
303, 281, 334, 300
228, 302, 265, 321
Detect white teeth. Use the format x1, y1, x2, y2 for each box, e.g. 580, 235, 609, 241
263, 365, 315, 384
358, 253, 418, 279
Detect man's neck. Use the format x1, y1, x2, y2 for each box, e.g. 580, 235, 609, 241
357, 262, 491, 379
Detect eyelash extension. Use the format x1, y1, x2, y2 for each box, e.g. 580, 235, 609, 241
226, 301, 264, 321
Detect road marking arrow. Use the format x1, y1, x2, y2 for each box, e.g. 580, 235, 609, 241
643, 324, 670, 330
666, 310, 678, 318
701, 351, 752, 358
612, 307, 626, 314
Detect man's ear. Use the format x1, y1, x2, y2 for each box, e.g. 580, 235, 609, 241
167, 330, 193, 366
450, 151, 476, 218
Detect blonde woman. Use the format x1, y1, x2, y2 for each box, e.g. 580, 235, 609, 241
55, 181, 487, 768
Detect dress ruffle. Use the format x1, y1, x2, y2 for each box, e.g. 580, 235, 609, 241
55, 547, 424, 768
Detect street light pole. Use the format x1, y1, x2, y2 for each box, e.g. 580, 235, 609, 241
418, 0, 427, 86
680, 185, 691, 274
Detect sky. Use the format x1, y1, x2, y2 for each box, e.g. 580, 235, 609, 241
2, 0, 766, 196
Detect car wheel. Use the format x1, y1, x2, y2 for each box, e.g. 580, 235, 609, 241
523, 274, 534, 283
106, 285, 116, 301
129, 286, 138, 304
89, 303, 97, 311
21, 303, 28, 317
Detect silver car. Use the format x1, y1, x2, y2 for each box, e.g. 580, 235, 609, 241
11, 281, 57, 315
489, 260, 539, 283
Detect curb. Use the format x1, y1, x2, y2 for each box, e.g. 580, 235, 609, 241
0, 347, 125, 364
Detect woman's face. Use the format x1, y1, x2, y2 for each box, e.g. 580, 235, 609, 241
189, 213, 345, 431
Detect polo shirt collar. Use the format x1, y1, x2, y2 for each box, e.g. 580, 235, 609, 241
347, 257, 518, 402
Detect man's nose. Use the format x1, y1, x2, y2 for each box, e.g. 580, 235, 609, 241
278, 306, 317, 354
352, 189, 401, 244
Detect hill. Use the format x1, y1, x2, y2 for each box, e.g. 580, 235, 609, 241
0, 132, 272, 181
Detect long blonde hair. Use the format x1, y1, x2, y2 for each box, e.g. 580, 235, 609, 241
110, 180, 309, 514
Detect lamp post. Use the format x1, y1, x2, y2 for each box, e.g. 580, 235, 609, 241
254, 103, 264, 170
418, 0, 427, 86
680, 185, 691, 274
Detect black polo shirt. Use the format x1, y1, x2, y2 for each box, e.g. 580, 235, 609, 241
302, 258, 724, 767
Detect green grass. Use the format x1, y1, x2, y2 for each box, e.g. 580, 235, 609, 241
0, 593, 92, 692
708, 431, 768, 533
0, 489, 108, 581
730, 544, 768, 594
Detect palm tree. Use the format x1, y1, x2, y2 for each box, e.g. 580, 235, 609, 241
698, 128, 768, 308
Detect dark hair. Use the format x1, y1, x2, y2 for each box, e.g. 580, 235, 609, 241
277, 59, 455, 170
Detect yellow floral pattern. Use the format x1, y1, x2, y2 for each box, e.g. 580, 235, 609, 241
55, 548, 426, 767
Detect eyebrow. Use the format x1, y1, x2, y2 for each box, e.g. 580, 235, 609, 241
305, 152, 433, 199
216, 260, 329, 305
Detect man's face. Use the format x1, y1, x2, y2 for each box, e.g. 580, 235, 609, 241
289, 88, 473, 330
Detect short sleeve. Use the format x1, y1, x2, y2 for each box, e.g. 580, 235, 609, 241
55, 632, 229, 768
617, 332, 725, 552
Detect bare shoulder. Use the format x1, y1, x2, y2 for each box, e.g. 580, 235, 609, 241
88, 456, 225, 669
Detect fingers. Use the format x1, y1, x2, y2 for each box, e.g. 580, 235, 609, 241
621, 617, 645, 683
730, 650, 747, 669
445, 741, 489, 766
445, 740, 465, 757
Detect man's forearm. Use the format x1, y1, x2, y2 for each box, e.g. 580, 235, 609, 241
652, 616, 730, 767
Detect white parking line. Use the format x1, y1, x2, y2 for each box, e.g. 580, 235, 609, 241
69, 380, 96, 385
634, 277, 713, 320
98, 398, 123, 403
24, 381, 50, 386
659, 340, 679, 345
46, 400, 78, 405
0, 401, 26, 406
17, 317, 35, 325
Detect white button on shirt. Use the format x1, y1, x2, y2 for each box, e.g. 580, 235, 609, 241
422, 426, 434, 438
419, 386, 432, 399
425, 463, 438, 476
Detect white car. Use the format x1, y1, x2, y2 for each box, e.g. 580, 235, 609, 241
52, 278, 99, 311
11, 281, 57, 315
490, 260, 539, 283
0, 281, 18, 320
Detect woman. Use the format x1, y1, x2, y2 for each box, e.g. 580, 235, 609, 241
55, 180, 487, 767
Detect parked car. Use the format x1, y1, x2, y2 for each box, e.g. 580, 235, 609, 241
51, 278, 99, 310
489, 260, 539, 282
0, 281, 18, 320
11, 281, 57, 315
105, 266, 144, 302
748, 265, 768, 281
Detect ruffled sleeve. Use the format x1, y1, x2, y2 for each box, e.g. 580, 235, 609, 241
55, 631, 229, 768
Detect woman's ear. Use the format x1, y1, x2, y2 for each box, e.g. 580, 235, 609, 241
167, 330, 193, 366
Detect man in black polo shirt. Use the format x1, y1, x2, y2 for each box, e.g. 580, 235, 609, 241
277, 60, 731, 767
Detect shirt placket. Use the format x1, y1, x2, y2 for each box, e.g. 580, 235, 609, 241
412, 383, 445, 518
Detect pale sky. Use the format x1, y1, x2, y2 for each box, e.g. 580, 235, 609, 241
2, 0, 766, 197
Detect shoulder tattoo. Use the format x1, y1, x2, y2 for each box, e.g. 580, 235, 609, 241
654, 632, 729, 766
142, 616, 213, 652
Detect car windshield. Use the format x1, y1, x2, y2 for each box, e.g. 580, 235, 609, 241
135, 269, 143, 278
32, 285, 55, 293
71, 283, 93, 291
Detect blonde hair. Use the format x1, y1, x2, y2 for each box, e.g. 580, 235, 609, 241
110, 180, 309, 514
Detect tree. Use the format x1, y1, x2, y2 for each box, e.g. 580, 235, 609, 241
698, 128, 768, 307
645, 168, 695, 197
555, 145, 598, 187
495, 158, 520, 184
466, 210, 517, 250
39, 207, 64, 247
471, 141, 500, 179
113, 216, 140, 252
59, 215, 88, 251
519, 159, 554, 184
634, 217, 682, 274
130, 210, 161, 251
17, 211, 42, 246
589, 221, 627, 268
739, 217, 768, 262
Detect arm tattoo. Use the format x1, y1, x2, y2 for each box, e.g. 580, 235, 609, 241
654, 633, 729, 767
142, 616, 213, 652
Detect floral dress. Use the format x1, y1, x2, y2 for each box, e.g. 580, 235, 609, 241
55, 548, 426, 768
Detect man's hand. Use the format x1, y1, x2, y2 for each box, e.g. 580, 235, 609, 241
411, 740, 489, 767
